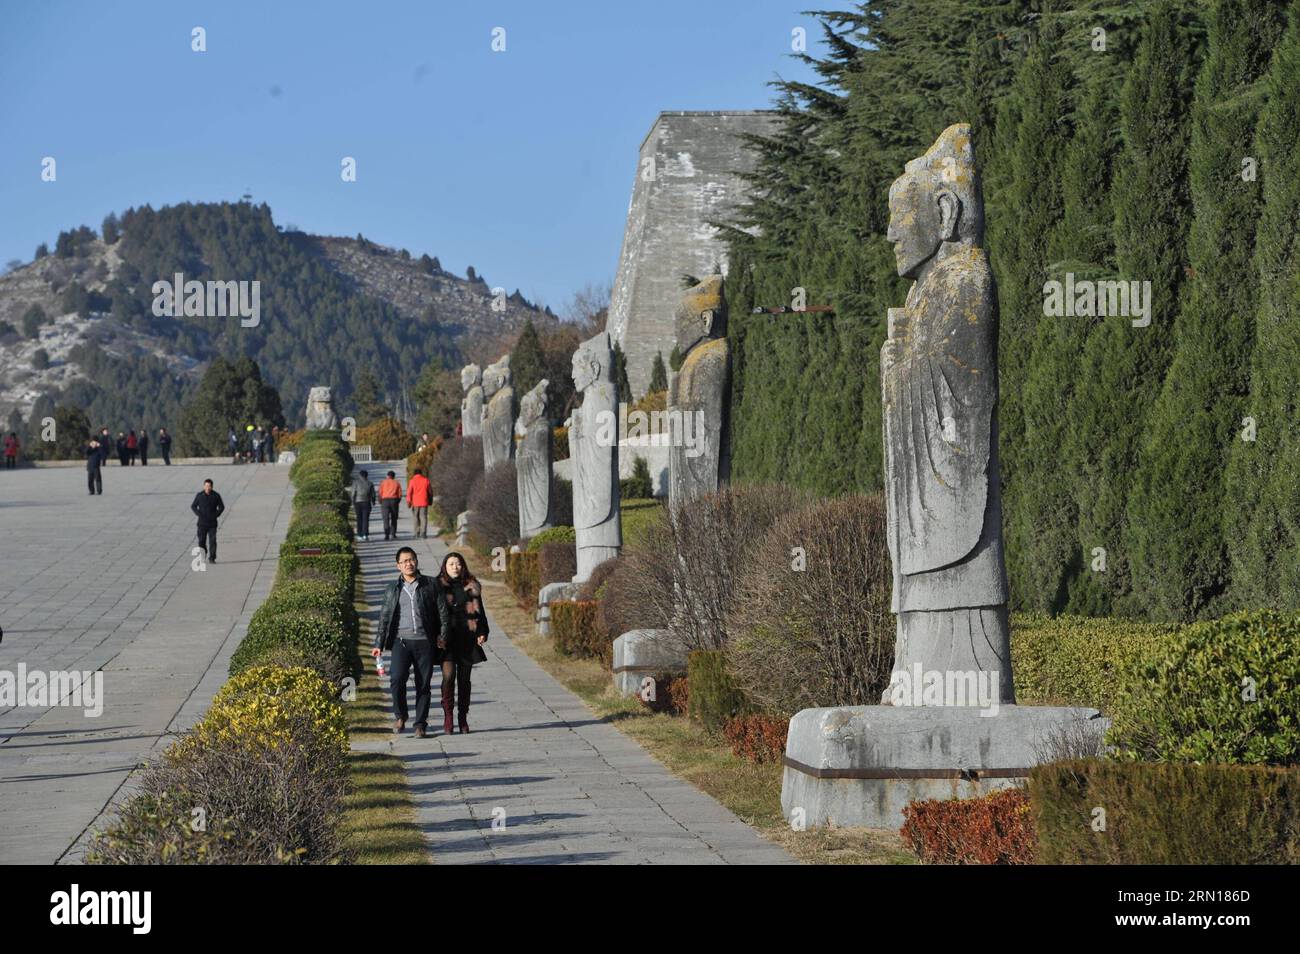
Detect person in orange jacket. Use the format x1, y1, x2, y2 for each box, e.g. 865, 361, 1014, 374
378, 470, 403, 541
406, 467, 433, 539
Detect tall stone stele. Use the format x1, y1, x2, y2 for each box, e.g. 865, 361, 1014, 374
304, 386, 339, 430
460, 364, 483, 438
779, 125, 1104, 831
880, 122, 1013, 703
570, 332, 621, 582
480, 355, 514, 472
668, 274, 730, 509
515, 378, 553, 540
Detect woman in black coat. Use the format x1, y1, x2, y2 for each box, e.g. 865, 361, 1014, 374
435, 551, 488, 734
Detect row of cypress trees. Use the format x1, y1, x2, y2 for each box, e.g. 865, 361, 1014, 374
724, 0, 1300, 621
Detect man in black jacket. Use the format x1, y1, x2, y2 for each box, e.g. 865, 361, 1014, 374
138, 429, 149, 466
97, 428, 113, 468
370, 547, 450, 737
158, 427, 172, 465
85, 437, 103, 495
191, 478, 225, 563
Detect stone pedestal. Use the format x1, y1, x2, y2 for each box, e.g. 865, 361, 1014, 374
455, 511, 471, 548
781, 705, 1107, 830
536, 581, 578, 637
611, 629, 686, 696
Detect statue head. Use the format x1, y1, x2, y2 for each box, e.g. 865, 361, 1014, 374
308, 386, 333, 405
886, 124, 983, 279
518, 379, 549, 426
482, 356, 511, 398
572, 332, 613, 394
461, 363, 481, 392
675, 275, 726, 354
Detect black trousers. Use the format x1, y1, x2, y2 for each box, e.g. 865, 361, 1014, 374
4, 456, 14, 469
161, 448, 171, 465
140, 449, 148, 465
390, 638, 434, 726
354, 502, 372, 537
87, 468, 102, 494
197, 525, 217, 560
381, 500, 399, 539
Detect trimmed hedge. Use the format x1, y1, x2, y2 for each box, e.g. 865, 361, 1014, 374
901, 789, 1035, 865
1032, 759, 1300, 864
551, 600, 607, 662
526, 525, 575, 551
1011, 613, 1178, 713
278, 553, 356, 595
505, 550, 540, 609
229, 608, 353, 678
687, 650, 751, 733
722, 714, 788, 764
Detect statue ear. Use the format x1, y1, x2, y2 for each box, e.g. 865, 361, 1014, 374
936, 190, 960, 241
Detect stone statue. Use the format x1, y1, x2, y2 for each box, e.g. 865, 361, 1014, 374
668, 274, 730, 509
570, 332, 621, 582
461, 364, 483, 438
515, 378, 553, 540
480, 355, 514, 471
881, 123, 1013, 704
304, 386, 339, 430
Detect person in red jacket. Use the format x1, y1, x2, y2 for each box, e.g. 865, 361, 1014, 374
377, 470, 403, 541
406, 468, 433, 539
126, 430, 138, 465
3, 432, 18, 470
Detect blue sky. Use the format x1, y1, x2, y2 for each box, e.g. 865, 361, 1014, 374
0, 1, 824, 312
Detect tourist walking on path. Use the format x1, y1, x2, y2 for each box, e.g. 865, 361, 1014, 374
435, 551, 489, 735
3, 432, 18, 469
85, 436, 103, 494
116, 432, 128, 467
406, 468, 432, 538
351, 468, 377, 541
228, 429, 239, 463
190, 478, 225, 563
126, 430, 138, 465
251, 427, 263, 463
138, 428, 149, 466
158, 427, 172, 465
378, 470, 403, 541
97, 428, 113, 468
372, 547, 450, 738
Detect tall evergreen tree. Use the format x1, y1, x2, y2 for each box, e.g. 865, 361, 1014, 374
509, 320, 547, 399
648, 351, 668, 393
1126, 0, 1285, 620
1224, 2, 1300, 609
351, 368, 388, 426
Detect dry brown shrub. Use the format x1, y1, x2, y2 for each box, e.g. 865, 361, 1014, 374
725, 494, 894, 715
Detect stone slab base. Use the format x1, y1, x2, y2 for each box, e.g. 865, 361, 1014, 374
536, 581, 578, 637
611, 629, 684, 696
780, 704, 1106, 830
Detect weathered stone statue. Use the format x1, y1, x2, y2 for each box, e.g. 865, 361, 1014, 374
515, 378, 553, 540
668, 274, 730, 509
480, 355, 514, 472
880, 123, 1013, 704
304, 386, 339, 430
570, 332, 621, 582
461, 364, 483, 438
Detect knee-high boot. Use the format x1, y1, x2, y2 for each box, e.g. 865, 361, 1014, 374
457, 666, 471, 734
441, 677, 455, 735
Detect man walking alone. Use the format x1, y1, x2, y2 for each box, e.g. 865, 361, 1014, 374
378, 470, 403, 541
352, 468, 376, 542
158, 427, 172, 465
407, 467, 432, 539
191, 478, 225, 563
85, 435, 103, 494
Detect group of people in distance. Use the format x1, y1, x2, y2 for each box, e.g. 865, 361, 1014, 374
82, 427, 174, 494
227, 425, 278, 464
349, 467, 433, 542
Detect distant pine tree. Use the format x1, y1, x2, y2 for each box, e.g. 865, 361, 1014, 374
509, 320, 548, 399
648, 351, 668, 392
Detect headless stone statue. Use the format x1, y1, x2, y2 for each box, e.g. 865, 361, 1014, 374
881, 123, 1013, 704
461, 364, 483, 438
515, 378, 553, 540
480, 355, 514, 471
668, 274, 730, 509
570, 332, 621, 582
304, 386, 339, 430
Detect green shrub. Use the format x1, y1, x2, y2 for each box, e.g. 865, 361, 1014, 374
526, 525, 575, 551
1011, 613, 1178, 713
1108, 610, 1300, 765
551, 601, 607, 662
278, 553, 355, 594
1032, 759, 1300, 864
236, 641, 351, 690
687, 650, 751, 733
505, 551, 540, 609
619, 456, 654, 499
619, 498, 665, 549
229, 609, 352, 677
279, 534, 351, 558
538, 542, 576, 586
259, 578, 356, 635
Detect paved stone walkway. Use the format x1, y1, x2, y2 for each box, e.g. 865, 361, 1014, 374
0, 461, 291, 863
361, 464, 794, 864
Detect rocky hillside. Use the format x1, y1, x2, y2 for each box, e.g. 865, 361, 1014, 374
0, 201, 560, 430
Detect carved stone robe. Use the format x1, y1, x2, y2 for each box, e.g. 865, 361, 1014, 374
668, 337, 730, 509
